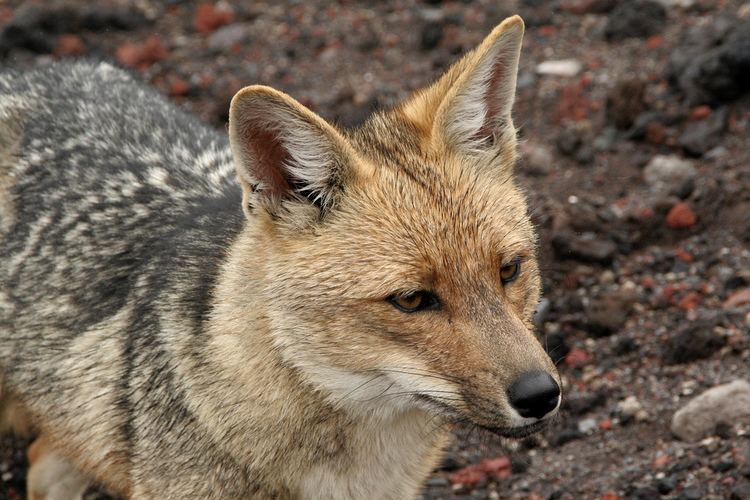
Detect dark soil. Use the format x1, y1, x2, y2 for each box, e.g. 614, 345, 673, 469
2, 1, 750, 499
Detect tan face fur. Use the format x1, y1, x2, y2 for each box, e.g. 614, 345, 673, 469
228, 16, 560, 436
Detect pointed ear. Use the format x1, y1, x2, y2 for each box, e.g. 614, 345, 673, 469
404, 16, 524, 156
228, 86, 355, 218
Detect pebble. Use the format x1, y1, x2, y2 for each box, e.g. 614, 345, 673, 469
551, 231, 617, 264
536, 59, 583, 77
662, 320, 725, 364
420, 21, 443, 51
732, 483, 750, 500
577, 417, 597, 434
724, 288, 750, 309
643, 155, 697, 196
666, 202, 697, 229
679, 107, 728, 157
208, 23, 251, 50
584, 293, 633, 337
671, 379, 750, 442
520, 141, 555, 176
605, 0, 667, 40
617, 396, 649, 423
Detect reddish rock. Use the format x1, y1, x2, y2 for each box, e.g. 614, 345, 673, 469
724, 288, 750, 309
653, 454, 671, 468
448, 463, 486, 486
601, 492, 622, 500
565, 347, 591, 368
448, 456, 512, 486
599, 419, 613, 430
674, 248, 694, 263
54, 35, 86, 57
678, 292, 702, 311
168, 76, 190, 97
116, 36, 168, 70
538, 25, 557, 37
646, 35, 664, 49
193, 3, 235, 34
690, 105, 712, 121
645, 122, 667, 144
481, 457, 511, 479
666, 202, 697, 229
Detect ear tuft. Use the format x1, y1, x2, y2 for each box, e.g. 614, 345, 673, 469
228, 86, 353, 218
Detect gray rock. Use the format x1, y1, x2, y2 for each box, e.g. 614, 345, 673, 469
208, 23, 251, 50
519, 141, 554, 176
577, 417, 597, 434
679, 107, 728, 157
551, 231, 617, 264
643, 155, 697, 195
667, 18, 750, 104
605, 0, 666, 40
671, 379, 750, 442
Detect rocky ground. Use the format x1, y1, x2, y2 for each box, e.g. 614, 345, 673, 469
1, 0, 750, 499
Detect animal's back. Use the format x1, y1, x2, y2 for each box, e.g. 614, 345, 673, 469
0, 61, 242, 459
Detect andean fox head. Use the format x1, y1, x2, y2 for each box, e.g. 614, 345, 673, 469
228, 16, 560, 436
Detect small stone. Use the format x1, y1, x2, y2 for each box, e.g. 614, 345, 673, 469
643, 155, 697, 196
723, 288, 750, 309
550, 426, 584, 446
711, 459, 735, 472
689, 105, 712, 121
208, 23, 250, 50
607, 78, 647, 129
168, 77, 190, 97
656, 475, 677, 494
54, 34, 86, 56
605, 0, 666, 40
552, 231, 617, 264
732, 483, 750, 500
671, 379, 750, 442
577, 418, 597, 434
420, 21, 443, 51
617, 396, 649, 422
536, 59, 583, 77
520, 142, 554, 176
584, 293, 633, 337
556, 128, 583, 156
679, 107, 728, 157
425, 477, 449, 487
666, 202, 697, 229
662, 321, 725, 364
193, 3, 235, 34
564, 347, 591, 368
115, 35, 168, 69
678, 488, 703, 500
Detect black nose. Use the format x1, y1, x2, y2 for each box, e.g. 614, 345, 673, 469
507, 371, 560, 419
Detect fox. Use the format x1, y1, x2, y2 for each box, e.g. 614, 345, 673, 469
0, 14, 561, 500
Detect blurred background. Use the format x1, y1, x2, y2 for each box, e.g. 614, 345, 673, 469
1, 0, 749, 499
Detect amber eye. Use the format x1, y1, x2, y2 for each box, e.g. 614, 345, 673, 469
500, 258, 522, 284
388, 291, 440, 313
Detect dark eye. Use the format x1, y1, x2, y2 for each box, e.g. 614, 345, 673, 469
388, 291, 440, 313
500, 258, 522, 284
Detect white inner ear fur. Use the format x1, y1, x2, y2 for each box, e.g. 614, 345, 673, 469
230, 90, 341, 210
442, 25, 522, 155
